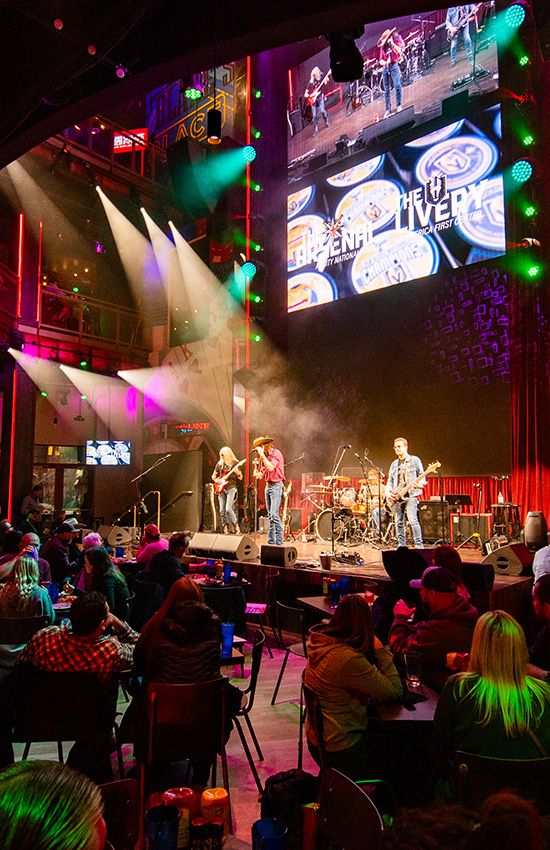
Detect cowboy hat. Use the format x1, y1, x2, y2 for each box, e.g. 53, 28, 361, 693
252, 435, 274, 449
377, 27, 396, 47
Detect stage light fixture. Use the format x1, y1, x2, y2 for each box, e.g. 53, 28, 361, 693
254, 89, 263, 99
252, 128, 262, 139
253, 242, 262, 252
505, 4, 526, 28
519, 53, 530, 66
185, 85, 203, 100
527, 263, 541, 278
81, 394, 87, 401
241, 261, 257, 277
53, 18, 64, 30
329, 29, 365, 82
242, 145, 257, 162
511, 159, 533, 183
207, 108, 222, 145
40, 390, 48, 398
252, 182, 262, 192
522, 132, 534, 146
72, 286, 79, 293
524, 204, 537, 217
253, 332, 262, 342
115, 65, 127, 79
87, 44, 97, 56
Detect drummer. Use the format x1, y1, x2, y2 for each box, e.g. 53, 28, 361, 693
365, 469, 387, 530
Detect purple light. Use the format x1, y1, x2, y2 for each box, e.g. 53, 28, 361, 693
95, 240, 105, 254
126, 386, 138, 420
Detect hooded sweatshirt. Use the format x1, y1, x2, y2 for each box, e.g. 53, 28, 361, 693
304, 626, 402, 752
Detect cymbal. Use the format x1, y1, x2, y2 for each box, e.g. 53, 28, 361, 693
324, 476, 351, 482
308, 484, 331, 491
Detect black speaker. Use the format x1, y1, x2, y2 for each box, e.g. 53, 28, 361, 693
260, 544, 298, 567
419, 501, 449, 543
462, 562, 495, 592
358, 106, 415, 147
188, 533, 259, 561
524, 511, 548, 551
427, 23, 449, 60
451, 513, 492, 543
290, 508, 302, 533
482, 543, 533, 577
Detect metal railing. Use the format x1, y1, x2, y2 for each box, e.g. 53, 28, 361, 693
40, 286, 143, 348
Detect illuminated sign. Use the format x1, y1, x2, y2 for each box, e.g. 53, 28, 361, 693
176, 421, 210, 433
113, 128, 148, 154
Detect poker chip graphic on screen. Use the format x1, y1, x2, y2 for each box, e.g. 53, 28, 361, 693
415, 135, 498, 190
287, 214, 326, 272
405, 121, 464, 148
326, 156, 385, 187
455, 175, 505, 252
288, 271, 337, 312
351, 229, 438, 294
288, 186, 314, 219
335, 179, 402, 233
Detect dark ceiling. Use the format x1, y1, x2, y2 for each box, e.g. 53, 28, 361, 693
1, 0, 437, 169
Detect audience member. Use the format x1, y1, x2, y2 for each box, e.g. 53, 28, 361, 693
20, 484, 46, 519
72, 547, 130, 620
528, 574, 550, 678
136, 523, 168, 569
390, 566, 478, 691
432, 544, 469, 599
0, 760, 107, 850
51, 508, 67, 534
74, 531, 105, 572
532, 540, 550, 585
0, 520, 13, 553
374, 547, 426, 644
17, 509, 43, 537
304, 594, 402, 780
148, 531, 191, 596
62, 517, 83, 563
0, 532, 51, 584
39, 522, 79, 583
434, 610, 550, 791
468, 791, 545, 850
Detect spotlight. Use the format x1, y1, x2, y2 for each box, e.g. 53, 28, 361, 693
53, 18, 64, 30
329, 28, 364, 82
527, 263, 541, 278
184, 85, 203, 100
511, 159, 533, 183
504, 4, 526, 28
115, 64, 127, 79
252, 182, 262, 192
241, 261, 257, 278
207, 108, 222, 145
252, 128, 262, 139
253, 333, 262, 342
40, 390, 48, 398
242, 145, 257, 162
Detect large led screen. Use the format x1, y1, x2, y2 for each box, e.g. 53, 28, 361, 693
287, 4, 498, 177
287, 105, 505, 312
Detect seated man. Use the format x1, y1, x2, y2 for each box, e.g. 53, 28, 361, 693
148, 531, 190, 596
528, 575, 550, 679
389, 566, 478, 691
0, 532, 51, 584
17, 509, 43, 538
39, 522, 79, 584
136, 524, 168, 570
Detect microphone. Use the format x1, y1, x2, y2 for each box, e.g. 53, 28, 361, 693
340, 444, 352, 449
354, 453, 363, 461
363, 447, 369, 457
139, 499, 149, 515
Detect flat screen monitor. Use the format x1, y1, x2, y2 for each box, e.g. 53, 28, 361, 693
85, 440, 131, 466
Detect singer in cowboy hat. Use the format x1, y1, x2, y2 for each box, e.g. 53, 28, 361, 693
377, 26, 405, 118
252, 437, 285, 545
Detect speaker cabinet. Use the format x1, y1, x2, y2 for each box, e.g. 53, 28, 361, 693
188, 533, 259, 561
98, 526, 138, 546
418, 501, 449, 543
462, 562, 495, 592
482, 543, 533, 576
450, 513, 492, 543
261, 544, 298, 567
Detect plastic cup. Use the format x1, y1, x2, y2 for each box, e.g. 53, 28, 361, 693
115, 546, 125, 559
46, 583, 60, 603
221, 622, 234, 658
404, 649, 422, 688
144, 804, 180, 850
329, 581, 341, 608
252, 818, 288, 850
339, 576, 350, 597
223, 563, 231, 584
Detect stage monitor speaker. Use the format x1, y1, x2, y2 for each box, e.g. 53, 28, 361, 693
308, 152, 328, 173
451, 513, 492, 543
419, 501, 449, 543
532, 0, 550, 60
188, 532, 259, 561
523, 511, 548, 552
98, 526, 137, 546
261, 544, 298, 567
358, 106, 415, 147
462, 562, 495, 592
482, 543, 533, 576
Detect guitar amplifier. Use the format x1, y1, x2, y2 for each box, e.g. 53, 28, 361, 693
450, 513, 492, 543
418, 500, 449, 543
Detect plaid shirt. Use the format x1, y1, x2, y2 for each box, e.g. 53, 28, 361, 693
19, 622, 138, 679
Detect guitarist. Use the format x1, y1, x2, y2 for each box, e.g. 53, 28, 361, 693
377, 27, 405, 119
446, 6, 475, 68
386, 437, 425, 548
212, 447, 243, 534
304, 66, 330, 135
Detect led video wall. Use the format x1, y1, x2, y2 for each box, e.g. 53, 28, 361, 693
287, 105, 505, 312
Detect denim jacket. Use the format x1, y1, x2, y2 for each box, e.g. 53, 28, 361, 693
387, 454, 425, 499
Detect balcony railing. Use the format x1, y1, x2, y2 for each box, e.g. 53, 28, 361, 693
40, 286, 143, 349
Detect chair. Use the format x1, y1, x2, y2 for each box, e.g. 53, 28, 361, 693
140, 679, 232, 832
234, 628, 266, 792
270, 601, 308, 705
202, 585, 247, 634
299, 677, 326, 769
244, 570, 280, 658
130, 572, 164, 630
454, 750, 550, 814
0, 615, 49, 644
10, 664, 124, 779
99, 778, 139, 850
318, 767, 383, 850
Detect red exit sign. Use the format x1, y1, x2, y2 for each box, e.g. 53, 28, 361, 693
113, 128, 148, 154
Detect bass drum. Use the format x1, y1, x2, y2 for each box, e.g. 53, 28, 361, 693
315, 508, 344, 543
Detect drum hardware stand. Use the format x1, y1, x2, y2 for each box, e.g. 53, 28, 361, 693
456, 483, 483, 549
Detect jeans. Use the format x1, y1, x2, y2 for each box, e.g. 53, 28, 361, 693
382, 62, 402, 112
265, 481, 284, 545
393, 497, 423, 547
449, 26, 473, 64
218, 486, 238, 528
311, 94, 328, 129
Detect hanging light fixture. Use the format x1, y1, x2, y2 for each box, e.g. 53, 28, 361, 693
207, 2, 222, 145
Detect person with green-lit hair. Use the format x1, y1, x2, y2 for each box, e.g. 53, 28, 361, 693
434, 610, 550, 790
0, 760, 107, 849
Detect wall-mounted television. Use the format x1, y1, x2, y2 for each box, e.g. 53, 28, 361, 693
86, 440, 131, 466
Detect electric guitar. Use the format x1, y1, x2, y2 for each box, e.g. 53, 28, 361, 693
386, 461, 441, 509
446, 4, 481, 40
306, 70, 332, 105
213, 458, 246, 494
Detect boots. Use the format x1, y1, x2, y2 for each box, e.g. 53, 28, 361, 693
234, 522, 240, 534
222, 524, 229, 534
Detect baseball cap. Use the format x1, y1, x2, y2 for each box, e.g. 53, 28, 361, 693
58, 521, 75, 533
63, 517, 82, 530
410, 566, 458, 593
144, 524, 160, 537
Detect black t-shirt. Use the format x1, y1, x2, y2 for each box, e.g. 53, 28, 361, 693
213, 461, 240, 489
148, 550, 188, 595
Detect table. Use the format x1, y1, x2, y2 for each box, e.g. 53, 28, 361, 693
297, 594, 366, 617
375, 683, 438, 726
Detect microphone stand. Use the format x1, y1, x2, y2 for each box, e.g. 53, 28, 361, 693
327, 446, 348, 556
130, 454, 172, 534
361, 452, 385, 548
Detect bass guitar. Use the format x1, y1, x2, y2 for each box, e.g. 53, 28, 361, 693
213, 458, 246, 494
447, 4, 481, 40
386, 461, 441, 509
306, 70, 332, 105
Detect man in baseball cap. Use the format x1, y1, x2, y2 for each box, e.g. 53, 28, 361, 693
389, 566, 479, 691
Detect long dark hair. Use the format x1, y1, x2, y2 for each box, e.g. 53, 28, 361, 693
84, 546, 125, 588
321, 595, 376, 660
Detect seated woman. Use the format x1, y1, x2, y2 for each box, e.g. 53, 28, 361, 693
73, 546, 129, 620
304, 594, 402, 780
0, 555, 54, 682
434, 610, 550, 791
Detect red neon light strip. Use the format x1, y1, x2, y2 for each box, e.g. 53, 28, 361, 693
16, 213, 24, 318
36, 220, 43, 323
288, 68, 293, 101
7, 369, 17, 520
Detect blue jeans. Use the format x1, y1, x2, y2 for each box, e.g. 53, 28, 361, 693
382, 62, 402, 112
393, 497, 423, 547
450, 26, 473, 65
218, 486, 238, 528
311, 94, 328, 129
265, 482, 284, 545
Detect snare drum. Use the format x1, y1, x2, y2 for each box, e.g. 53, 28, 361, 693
339, 487, 357, 508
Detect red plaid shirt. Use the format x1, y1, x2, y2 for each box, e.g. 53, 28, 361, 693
19, 622, 138, 679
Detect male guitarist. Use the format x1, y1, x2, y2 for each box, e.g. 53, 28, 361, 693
212, 446, 243, 534
446, 5, 476, 68
304, 66, 330, 134
386, 437, 426, 548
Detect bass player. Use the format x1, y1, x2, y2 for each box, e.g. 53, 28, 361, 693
386, 437, 425, 548
212, 446, 243, 534
446, 5, 476, 68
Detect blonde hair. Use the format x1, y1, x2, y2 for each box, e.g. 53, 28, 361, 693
393, 437, 408, 447
220, 446, 238, 465
457, 610, 550, 737
12, 556, 40, 602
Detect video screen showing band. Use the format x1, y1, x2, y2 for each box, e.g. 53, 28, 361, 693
287, 4, 499, 178
287, 104, 505, 313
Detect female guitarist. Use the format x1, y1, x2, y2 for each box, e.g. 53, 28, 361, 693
212, 447, 244, 534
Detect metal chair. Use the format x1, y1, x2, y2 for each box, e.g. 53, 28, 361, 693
244, 569, 280, 658
318, 767, 383, 850
454, 750, 550, 814
234, 628, 266, 792
299, 677, 326, 769
270, 601, 308, 705
99, 778, 139, 850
